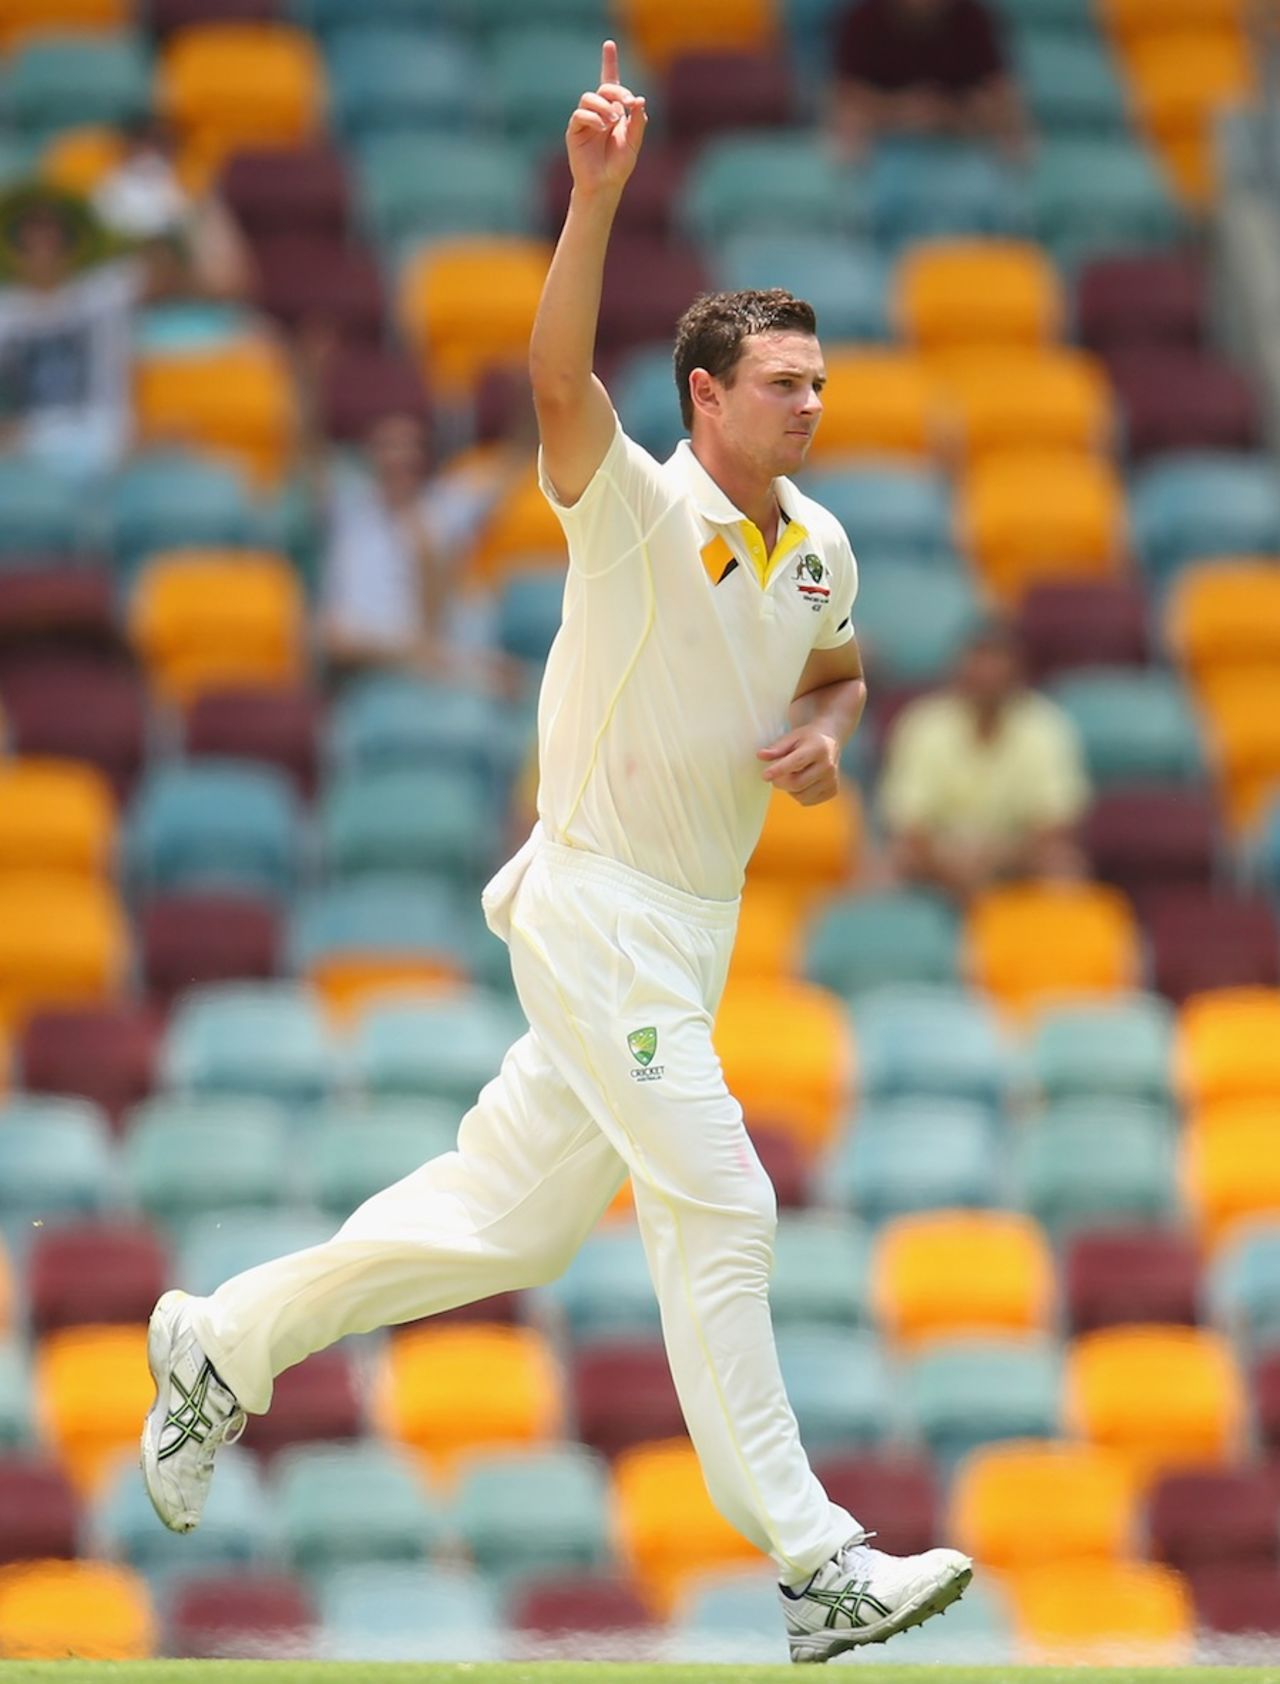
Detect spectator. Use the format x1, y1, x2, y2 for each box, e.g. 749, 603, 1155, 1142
878, 618, 1089, 900
831, 0, 1029, 160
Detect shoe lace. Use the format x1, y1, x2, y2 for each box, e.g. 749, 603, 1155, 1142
834, 1530, 879, 1578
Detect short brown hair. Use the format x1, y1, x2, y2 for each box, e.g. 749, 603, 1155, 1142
672, 289, 818, 430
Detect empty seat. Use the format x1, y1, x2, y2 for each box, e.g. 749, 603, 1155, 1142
1031, 136, 1181, 266
0, 1096, 116, 1236
92, 1444, 271, 1580
570, 1342, 683, 1461
829, 558, 979, 688
512, 1571, 658, 1653
598, 232, 710, 360
16, 1003, 157, 1130
184, 684, 321, 797
1127, 28, 1254, 206
1008, 1559, 1193, 1662
239, 1349, 361, 1463
124, 1097, 291, 1224
618, 0, 776, 68
867, 138, 1026, 247
1206, 1222, 1280, 1355
126, 761, 301, 900
35, 1323, 152, 1492
101, 450, 269, 581
1147, 1467, 1280, 1573
538, 1226, 662, 1348
775, 1326, 893, 1455
874, 1211, 1055, 1347
719, 232, 888, 343
1177, 988, 1280, 1109
26, 1221, 167, 1337
663, 47, 793, 143
220, 142, 350, 245
1077, 250, 1208, 354
770, 1213, 873, 1331
902, 1337, 1061, 1464
1018, 581, 1150, 681
0, 758, 115, 878
935, 346, 1114, 463
0, 1345, 21, 1448
966, 880, 1140, 1017
0, 0, 131, 49
897, 240, 1064, 352
0, 459, 87, 556
363, 136, 537, 253
178, 1209, 333, 1300
1147, 888, 1280, 1001
139, 891, 282, 1004
796, 464, 952, 568
351, 992, 521, 1108
294, 882, 473, 1017
327, 26, 475, 142
852, 985, 1015, 1112
1187, 1109, 1280, 1255
397, 236, 549, 395
312, 343, 429, 444
328, 673, 509, 788
1110, 348, 1260, 459
162, 983, 336, 1106
133, 341, 299, 489
489, 25, 627, 159
320, 765, 493, 885
167, 1569, 315, 1660
1199, 673, 1280, 831
1014, 28, 1129, 135
453, 1444, 611, 1582
0, 656, 146, 799
0, 1558, 154, 1660
960, 450, 1124, 604
305, 1100, 460, 1221
825, 1100, 999, 1227
1130, 454, 1280, 587
950, 1439, 1136, 1567
748, 786, 860, 902
0, 560, 118, 655
1167, 559, 1280, 693
804, 890, 959, 998
1191, 1559, 1280, 1641
1084, 790, 1217, 908
678, 131, 859, 248
811, 1451, 940, 1558
1066, 1324, 1246, 1481
1018, 1101, 1179, 1237
275, 1440, 444, 1575
0, 874, 129, 1033
1064, 1227, 1200, 1334
6, 34, 151, 139
1049, 668, 1204, 788
1031, 995, 1174, 1108
714, 979, 852, 1160
803, 350, 941, 460
0, 1454, 80, 1565
318, 1561, 499, 1663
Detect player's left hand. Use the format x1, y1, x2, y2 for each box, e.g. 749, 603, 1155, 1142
757, 726, 840, 806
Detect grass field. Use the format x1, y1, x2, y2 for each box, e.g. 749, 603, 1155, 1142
2, 1669, 1279, 1684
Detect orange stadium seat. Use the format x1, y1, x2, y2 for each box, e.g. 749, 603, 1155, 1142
873, 1211, 1056, 1347
0, 1559, 154, 1660
714, 978, 853, 1161
1195, 673, 1280, 831
1100, 0, 1244, 38
728, 881, 806, 985
0, 759, 115, 879
0, 1238, 11, 1338
612, 1437, 763, 1612
618, 0, 778, 71
1166, 560, 1280, 691
1008, 1560, 1193, 1663
959, 449, 1125, 605
1127, 31, 1255, 205
1065, 1325, 1246, 1483
35, 1324, 152, 1494
0, 0, 128, 51
805, 350, 942, 461
1183, 1104, 1280, 1250
934, 348, 1115, 463
469, 463, 567, 585
157, 24, 325, 190
307, 957, 466, 1026
950, 1440, 1137, 1569
398, 239, 551, 400
0, 873, 130, 1033
376, 1324, 562, 1480
40, 126, 127, 197
965, 881, 1141, 1019
747, 785, 861, 902
1177, 988, 1280, 1109
134, 341, 298, 489
129, 549, 306, 706
897, 242, 1064, 353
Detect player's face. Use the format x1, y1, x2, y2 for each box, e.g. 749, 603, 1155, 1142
717, 331, 826, 478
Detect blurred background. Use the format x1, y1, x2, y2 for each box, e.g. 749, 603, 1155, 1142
0, 0, 1279, 1665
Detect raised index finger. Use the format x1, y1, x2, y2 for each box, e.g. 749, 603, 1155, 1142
601, 38, 619, 88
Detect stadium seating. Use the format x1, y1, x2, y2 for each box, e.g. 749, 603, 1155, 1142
825, 1099, 1000, 1226
162, 984, 337, 1106
0, 758, 115, 878
17, 1004, 159, 1131
965, 879, 1141, 1017
1007, 1559, 1193, 1662
1018, 1101, 1179, 1237
1030, 995, 1174, 1107
0, 1454, 81, 1565
452, 1444, 612, 1583
900, 1336, 1062, 1465
950, 1439, 1137, 1568
26, 1221, 168, 1336
0, 1557, 155, 1659
1063, 1227, 1200, 1333
318, 1562, 500, 1662
93, 1444, 271, 1580
35, 1323, 153, 1492
167, 1569, 316, 1660
274, 1440, 446, 1575
873, 1211, 1056, 1347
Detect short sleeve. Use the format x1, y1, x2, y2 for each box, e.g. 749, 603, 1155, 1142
537, 413, 676, 578
812, 530, 859, 652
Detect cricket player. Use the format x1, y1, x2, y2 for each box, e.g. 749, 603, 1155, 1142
142, 42, 972, 1662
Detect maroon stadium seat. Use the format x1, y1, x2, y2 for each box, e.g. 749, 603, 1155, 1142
1063, 1227, 1201, 1333
1108, 349, 1261, 459
572, 1342, 685, 1460
809, 1453, 940, 1557
168, 1571, 316, 1660
253, 236, 386, 345
598, 235, 709, 359
26, 1220, 169, 1336
1083, 788, 1217, 907
150, 0, 283, 32
314, 345, 431, 444
664, 51, 794, 145
239, 1350, 362, 1462
749, 1124, 809, 1209
1144, 888, 1280, 1002
139, 891, 283, 1005
0, 563, 118, 655
544, 141, 688, 242
512, 1573, 658, 1640
1076, 252, 1208, 354
17, 1004, 160, 1133
431, 1290, 524, 1328
1018, 582, 1149, 682
0, 1455, 80, 1565
1147, 1467, 1280, 1572
1252, 1352, 1280, 1453
220, 146, 351, 247
1189, 1562, 1280, 1637
0, 655, 146, 799
183, 686, 322, 799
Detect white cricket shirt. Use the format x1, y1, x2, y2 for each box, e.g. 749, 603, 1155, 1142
534, 417, 858, 902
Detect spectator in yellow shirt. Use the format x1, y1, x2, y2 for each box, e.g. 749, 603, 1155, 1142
878, 618, 1089, 901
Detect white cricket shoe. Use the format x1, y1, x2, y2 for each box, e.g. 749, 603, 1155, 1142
140, 1289, 245, 1533
780, 1534, 973, 1663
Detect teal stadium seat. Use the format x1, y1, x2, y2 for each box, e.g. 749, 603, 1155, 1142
126, 760, 302, 900
489, 27, 616, 161
845, 559, 980, 685
1129, 454, 1280, 587
1031, 138, 1182, 268
93, 1445, 272, 1583
776, 1327, 894, 1454
1017, 1100, 1179, 1238
901, 1336, 1062, 1464
320, 766, 494, 884
324, 29, 478, 140
178, 1209, 336, 1299
319, 1562, 502, 1661
123, 1097, 293, 1226
0, 459, 89, 555
291, 878, 476, 978
0, 1097, 116, 1245
1030, 995, 1175, 1108
988, 0, 1095, 31
850, 985, 1016, 1113
101, 452, 268, 580
496, 571, 567, 665
797, 466, 954, 569
1206, 1224, 1280, 1357
803, 889, 961, 996
452, 1445, 612, 1583
351, 990, 522, 1108
306, 1100, 461, 1219
867, 139, 1027, 247
0, 138, 38, 192
825, 1101, 1002, 1226
290, 0, 450, 31
718, 233, 890, 342
276, 1441, 447, 1575
452, 0, 609, 29
671, 1566, 789, 1663
162, 982, 338, 1107
612, 347, 684, 461
784, 0, 853, 95
329, 673, 515, 791
357, 134, 537, 253
680, 133, 864, 247
6, 34, 151, 139
1247, 795, 1280, 906
1048, 668, 1204, 787
1014, 32, 1130, 136
133, 301, 259, 356
0, 1341, 33, 1448
770, 1214, 873, 1330
536, 1226, 661, 1346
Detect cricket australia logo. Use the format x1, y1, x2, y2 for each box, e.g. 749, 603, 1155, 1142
793, 553, 831, 612
627, 1026, 664, 1082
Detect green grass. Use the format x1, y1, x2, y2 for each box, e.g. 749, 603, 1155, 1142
2, 1670, 1278, 1684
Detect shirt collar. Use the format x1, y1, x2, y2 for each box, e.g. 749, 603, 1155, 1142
668, 438, 797, 529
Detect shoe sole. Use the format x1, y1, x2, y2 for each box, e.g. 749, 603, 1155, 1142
789, 1562, 973, 1664
139, 1289, 194, 1534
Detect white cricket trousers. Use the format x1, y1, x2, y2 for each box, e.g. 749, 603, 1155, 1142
189, 836, 856, 1582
